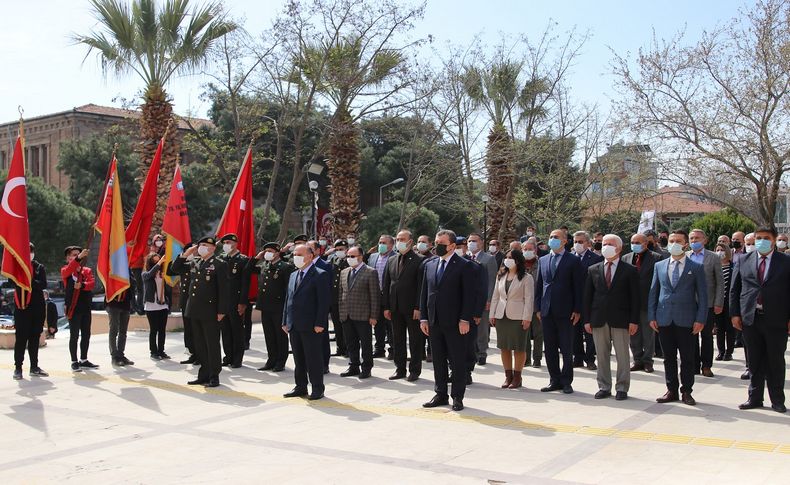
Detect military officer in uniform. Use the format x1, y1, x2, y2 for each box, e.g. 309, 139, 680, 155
218, 234, 251, 368
171, 236, 228, 387
282, 234, 309, 265
249, 242, 295, 371
328, 239, 350, 357
166, 242, 198, 364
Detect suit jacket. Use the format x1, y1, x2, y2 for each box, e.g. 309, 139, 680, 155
647, 257, 708, 327
686, 249, 724, 308
471, 251, 498, 303
382, 250, 425, 316
533, 251, 585, 319
283, 263, 331, 332
489, 273, 534, 321
583, 260, 640, 329
339, 265, 380, 322
171, 255, 227, 320
576, 250, 604, 270
622, 250, 661, 310
730, 250, 790, 328
419, 254, 476, 327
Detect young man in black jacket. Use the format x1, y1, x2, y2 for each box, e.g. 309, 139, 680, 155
12, 243, 49, 380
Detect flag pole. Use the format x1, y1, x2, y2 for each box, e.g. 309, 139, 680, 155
16, 107, 29, 309
86, 143, 118, 249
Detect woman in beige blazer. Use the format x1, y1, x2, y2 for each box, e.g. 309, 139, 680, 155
489, 249, 534, 389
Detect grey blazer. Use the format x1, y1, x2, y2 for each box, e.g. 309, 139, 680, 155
471, 251, 498, 303
686, 249, 724, 308
338, 265, 381, 322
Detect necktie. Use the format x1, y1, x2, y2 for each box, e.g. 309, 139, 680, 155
635, 253, 642, 271
550, 253, 560, 278
348, 268, 358, 288
671, 261, 680, 288
398, 254, 405, 275
470, 253, 476, 262
437, 259, 446, 282
297, 270, 304, 287
605, 262, 612, 289
757, 256, 766, 306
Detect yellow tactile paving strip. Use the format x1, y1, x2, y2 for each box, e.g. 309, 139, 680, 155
4, 364, 788, 455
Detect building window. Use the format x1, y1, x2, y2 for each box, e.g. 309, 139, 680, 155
41, 145, 49, 183
0, 150, 5, 170
776, 195, 788, 225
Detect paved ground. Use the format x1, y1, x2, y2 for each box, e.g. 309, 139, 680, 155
1, 327, 788, 484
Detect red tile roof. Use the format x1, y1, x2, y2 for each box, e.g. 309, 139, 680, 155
73, 103, 213, 131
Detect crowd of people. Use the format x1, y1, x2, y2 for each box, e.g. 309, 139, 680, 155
9, 225, 790, 413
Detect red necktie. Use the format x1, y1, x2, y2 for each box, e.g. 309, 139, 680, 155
635, 253, 642, 270
605, 262, 612, 289
757, 256, 766, 306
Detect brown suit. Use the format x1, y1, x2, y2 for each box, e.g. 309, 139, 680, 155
338, 264, 380, 371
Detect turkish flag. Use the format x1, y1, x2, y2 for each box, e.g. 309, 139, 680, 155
216, 146, 256, 300
0, 135, 32, 307
126, 137, 163, 269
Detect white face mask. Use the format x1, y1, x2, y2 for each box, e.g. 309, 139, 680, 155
346, 257, 360, 267
745, 244, 756, 253
574, 243, 585, 254
503, 258, 516, 269
777, 240, 788, 249
468, 241, 479, 253
223, 243, 233, 254
293, 255, 306, 269
488, 245, 497, 254
526, 231, 534, 237
715, 251, 725, 259
601, 245, 617, 259
198, 246, 210, 257
335, 250, 346, 259
319, 240, 327, 247
154, 240, 164, 248
396, 241, 409, 253
454, 248, 465, 257
263, 251, 275, 261
417, 242, 429, 253
523, 250, 536, 260
668, 242, 685, 256
346, 237, 355, 245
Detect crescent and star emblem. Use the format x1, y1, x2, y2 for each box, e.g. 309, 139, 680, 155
1, 177, 26, 219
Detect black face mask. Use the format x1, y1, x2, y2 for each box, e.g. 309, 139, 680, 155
659, 237, 668, 246
435, 244, 449, 257
647, 242, 655, 250
731, 241, 742, 249
593, 242, 602, 251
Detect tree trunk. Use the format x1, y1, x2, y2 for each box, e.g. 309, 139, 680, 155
326, 107, 362, 238
486, 123, 514, 241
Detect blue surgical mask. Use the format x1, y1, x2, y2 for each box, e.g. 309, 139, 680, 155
548, 238, 562, 251
690, 241, 704, 252
630, 243, 643, 254
755, 239, 773, 255
378, 243, 388, 254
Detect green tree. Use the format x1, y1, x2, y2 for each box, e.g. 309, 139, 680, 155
359, 202, 439, 248
588, 210, 643, 242
688, 209, 757, 248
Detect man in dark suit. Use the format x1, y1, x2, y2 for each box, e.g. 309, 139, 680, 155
383, 230, 425, 381
282, 244, 331, 400
171, 237, 228, 388
338, 246, 380, 379
648, 230, 708, 405
622, 233, 661, 372
583, 235, 640, 400
309, 240, 334, 373
535, 229, 585, 394
419, 229, 476, 411
731, 227, 790, 413
327, 239, 350, 357
368, 235, 396, 358
572, 231, 604, 370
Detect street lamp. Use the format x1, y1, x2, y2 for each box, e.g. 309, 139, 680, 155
482, 195, 489, 240
379, 177, 405, 207
308, 179, 319, 238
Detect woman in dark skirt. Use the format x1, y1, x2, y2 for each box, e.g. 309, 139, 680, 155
489, 249, 534, 389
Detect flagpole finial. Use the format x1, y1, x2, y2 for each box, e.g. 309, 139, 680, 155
17, 106, 24, 118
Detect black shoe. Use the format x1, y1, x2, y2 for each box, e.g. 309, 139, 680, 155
389, 371, 406, 380
340, 367, 360, 377
30, 367, 49, 377
425, 353, 433, 363
308, 391, 324, 401
738, 400, 764, 410
112, 358, 126, 366
180, 356, 197, 365
723, 354, 733, 361
188, 379, 207, 385
80, 360, 99, 369
323, 366, 330, 375
586, 362, 597, 371
230, 363, 242, 369
13, 368, 22, 380
541, 384, 563, 392
681, 392, 696, 406
644, 363, 654, 373
477, 356, 487, 366
71, 362, 82, 372
386, 353, 394, 361
272, 365, 285, 372
594, 390, 611, 399
741, 370, 751, 380
284, 388, 308, 398
151, 353, 163, 361
258, 362, 275, 371
204, 378, 220, 388
423, 394, 449, 408
573, 360, 584, 368
715, 353, 724, 361
122, 357, 135, 366
221, 361, 231, 367
372, 349, 386, 358
771, 403, 787, 413
452, 398, 464, 411
160, 352, 172, 360
532, 361, 541, 368
407, 373, 419, 382
562, 385, 574, 394
615, 391, 628, 401
244, 344, 250, 351
466, 374, 473, 385
359, 370, 371, 379
630, 362, 644, 371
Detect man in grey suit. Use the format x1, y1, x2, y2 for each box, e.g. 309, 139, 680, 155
467, 232, 498, 365
622, 233, 662, 373
338, 246, 381, 379
687, 228, 724, 378
648, 230, 708, 406
368, 234, 396, 358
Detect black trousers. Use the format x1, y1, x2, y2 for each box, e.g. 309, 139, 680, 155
261, 307, 289, 367
392, 310, 424, 375
221, 308, 245, 366
573, 320, 596, 364
130, 268, 145, 314
330, 305, 346, 354
374, 300, 393, 352
68, 311, 92, 362
243, 304, 253, 347
290, 329, 324, 394
659, 323, 695, 394
714, 304, 735, 356
542, 314, 575, 386
182, 313, 195, 355
693, 308, 715, 370
743, 314, 787, 406
343, 319, 373, 371
14, 308, 43, 369
193, 316, 222, 381
429, 323, 468, 400
146, 309, 168, 355
465, 319, 479, 373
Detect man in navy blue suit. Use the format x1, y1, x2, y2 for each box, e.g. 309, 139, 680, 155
419, 230, 476, 411
535, 228, 585, 394
648, 230, 708, 406
309, 240, 334, 374
282, 244, 331, 400
572, 231, 604, 370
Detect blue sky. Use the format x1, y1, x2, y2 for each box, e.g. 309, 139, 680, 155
0, 0, 747, 123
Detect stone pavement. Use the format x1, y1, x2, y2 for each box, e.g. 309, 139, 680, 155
1, 327, 788, 484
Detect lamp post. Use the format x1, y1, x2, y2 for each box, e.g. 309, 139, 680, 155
379, 177, 405, 207
482, 195, 489, 240
308, 179, 319, 238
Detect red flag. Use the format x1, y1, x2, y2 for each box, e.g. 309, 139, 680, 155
216, 146, 256, 299
161, 163, 191, 286
94, 156, 131, 301
0, 134, 32, 308
126, 137, 163, 269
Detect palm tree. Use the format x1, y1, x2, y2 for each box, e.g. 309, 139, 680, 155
75, 0, 236, 227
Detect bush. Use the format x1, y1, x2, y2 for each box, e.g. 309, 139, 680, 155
687, 209, 756, 248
